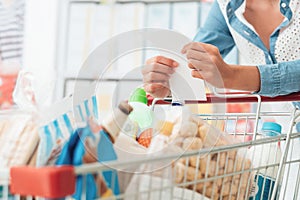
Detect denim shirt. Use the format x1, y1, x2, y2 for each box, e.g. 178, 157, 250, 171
193, 0, 300, 98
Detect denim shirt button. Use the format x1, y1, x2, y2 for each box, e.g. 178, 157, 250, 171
281, 2, 287, 8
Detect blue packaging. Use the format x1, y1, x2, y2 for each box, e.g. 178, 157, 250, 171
37, 95, 98, 166
56, 126, 120, 199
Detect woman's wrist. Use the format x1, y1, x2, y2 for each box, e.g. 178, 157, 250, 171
226, 65, 260, 92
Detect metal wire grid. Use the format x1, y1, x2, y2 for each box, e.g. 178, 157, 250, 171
62, 132, 300, 200
1, 98, 299, 199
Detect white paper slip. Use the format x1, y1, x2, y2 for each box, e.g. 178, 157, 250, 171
159, 51, 207, 101
137, 29, 206, 101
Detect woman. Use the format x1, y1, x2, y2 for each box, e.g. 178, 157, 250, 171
143, 1, 300, 198
142, 0, 300, 98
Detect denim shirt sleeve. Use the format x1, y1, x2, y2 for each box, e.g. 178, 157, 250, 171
193, 1, 235, 58
257, 59, 300, 97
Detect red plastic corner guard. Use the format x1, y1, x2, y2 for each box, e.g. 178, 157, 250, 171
10, 166, 76, 198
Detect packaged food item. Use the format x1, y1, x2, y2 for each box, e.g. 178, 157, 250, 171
124, 117, 184, 199
126, 88, 153, 144
56, 101, 133, 199
136, 128, 153, 148
0, 70, 41, 168
249, 122, 282, 200
0, 111, 39, 168
36, 95, 98, 166
147, 121, 174, 153
172, 112, 252, 200
147, 116, 184, 156
36, 96, 73, 166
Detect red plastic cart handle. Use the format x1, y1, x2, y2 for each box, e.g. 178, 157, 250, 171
10, 166, 76, 198
147, 92, 300, 105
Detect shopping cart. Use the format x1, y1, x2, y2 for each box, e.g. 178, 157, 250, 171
1, 92, 300, 200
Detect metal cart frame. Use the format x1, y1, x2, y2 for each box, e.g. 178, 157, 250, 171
1, 92, 300, 200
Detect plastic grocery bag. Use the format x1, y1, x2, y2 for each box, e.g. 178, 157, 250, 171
171, 113, 253, 200
0, 70, 41, 168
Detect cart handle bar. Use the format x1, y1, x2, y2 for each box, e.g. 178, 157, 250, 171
147, 92, 300, 105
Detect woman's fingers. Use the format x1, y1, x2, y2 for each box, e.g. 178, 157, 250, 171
143, 56, 180, 98
181, 42, 206, 54
144, 83, 170, 98
185, 49, 210, 62
143, 71, 171, 83
188, 58, 211, 72
142, 63, 175, 75
146, 56, 179, 67
191, 70, 204, 80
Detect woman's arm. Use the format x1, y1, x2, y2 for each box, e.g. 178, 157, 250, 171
182, 41, 300, 97
193, 1, 235, 58
257, 60, 300, 97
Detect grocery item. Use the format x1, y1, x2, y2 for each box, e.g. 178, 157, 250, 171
136, 128, 153, 148
173, 114, 252, 200
56, 101, 133, 199
127, 88, 153, 140
249, 122, 282, 200
279, 123, 300, 200
147, 121, 174, 154
0, 111, 39, 168
36, 95, 97, 166
0, 70, 42, 168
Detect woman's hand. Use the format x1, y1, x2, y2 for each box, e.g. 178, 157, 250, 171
181, 42, 234, 89
142, 56, 178, 98
181, 42, 260, 92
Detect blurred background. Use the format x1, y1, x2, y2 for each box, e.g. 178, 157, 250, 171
1, 0, 248, 119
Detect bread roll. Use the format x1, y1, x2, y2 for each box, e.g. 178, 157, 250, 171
189, 115, 205, 127
221, 182, 231, 196
200, 157, 209, 174
226, 159, 234, 173
236, 157, 252, 171
222, 195, 237, 200
230, 182, 239, 195
182, 137, 203, 150
219, 152, 226, 168
237, 187, 248, 200
239, 172, 251, 188
218, 168, 225, 176
223, 176, 232, 183
215, 178, 223, 188
196, 181, 212, 193
228, 150, 237, 159
179, 121, 198, 138
174, 162, 185, 183
208, 160, 217, 176
178, 157, 189, 165
198, 125, 209, 140
187, 166, 202, 181
189, 156, 199, 168
204, 184, 219, 198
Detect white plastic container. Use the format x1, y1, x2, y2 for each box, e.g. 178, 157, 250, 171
126, 88, 153, 139
279, 125, 300, 200
249, 122, 282, 200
